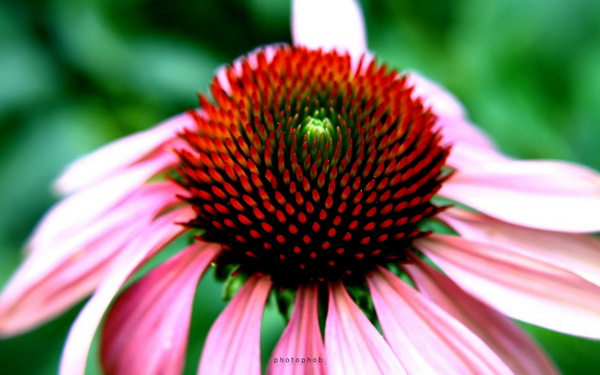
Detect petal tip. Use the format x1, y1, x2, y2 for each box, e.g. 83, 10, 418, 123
292, 0, 368, 57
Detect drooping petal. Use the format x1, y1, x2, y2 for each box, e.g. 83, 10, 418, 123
100, 242, 219, 375
30, 152, 178, 249
59, 208, 194, 375
444, 139, 510, 170
405, 257, 558, 375
0, 183, 182, 336
292, 0, 367, 58
54, 112, 195, 194
406, 72, 498, 148
406, 72, 467, 120
198, 275, 272, 375
416, 234, 600, 338
0, 223, 139, 337
406, 72, 508, 169
28, 181, 183, 255
368, 267, 514, 375
267, 284, 326, 375
440, 159, 600, 232
440, 208, 600, 286
325, 282, 406, 375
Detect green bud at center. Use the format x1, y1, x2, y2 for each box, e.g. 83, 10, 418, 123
303, 116, 334, 138
297, 109, 337, 162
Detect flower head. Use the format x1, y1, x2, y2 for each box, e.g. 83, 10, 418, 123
2, 1, 600, 374
179, 46, 448, 288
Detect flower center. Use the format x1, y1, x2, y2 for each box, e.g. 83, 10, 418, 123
299, 112, 336, 161
175, 46, 449, 288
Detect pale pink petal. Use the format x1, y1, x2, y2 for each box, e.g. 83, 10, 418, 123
28, 181, 183, 256
54, 112, 195, 194
0, 223, 139, 337
406, 72, 508, 169
406, 72, 495, 148
416, 234, 600, 338
100, 242, 219, 375
0, 183, 182, 336
368, 267, 514, 375
267, 284, 326, 375
445, 139, 510, 170
440, 159, 600, 232
405, 257, 558, 375
292, 0, 367, 58
325, 282, 406, 375
440, 208, 600, 286
406, 72, 467, 120
59, 207, 194, 375
29, 153, 178, 248
198, 275, 272, 375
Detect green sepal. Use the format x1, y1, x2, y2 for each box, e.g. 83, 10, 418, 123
274, 288, 297, 323
345, 282, 377, 325
220, 266, 247, 301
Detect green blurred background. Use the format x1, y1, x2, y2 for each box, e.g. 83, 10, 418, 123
1, 0, 599, 373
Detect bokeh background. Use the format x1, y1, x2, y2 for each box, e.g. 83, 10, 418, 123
1, 0, 599, 373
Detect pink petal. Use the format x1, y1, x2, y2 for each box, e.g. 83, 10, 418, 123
325, 282, 406, 375
406, 72, 496, 149
267, 284, 326, 375
0, 224, 138, 337
0, 183, 182, 336
59, 207, 194, 375
28, 181, 183, 254
416, 234, 600, 338
406, 72, 467, 120
368, 267, 514, 375
292, 0, 367, 58
100, 242, 219, 375
444, 139, 510, 170
406, 72, 508, 169
198, 275, 272, 375
440, 208, 600, 286
405, 257, 559, 375
54, 112, 194, 194
440, 159, 600, 232
30, 152, 178, 249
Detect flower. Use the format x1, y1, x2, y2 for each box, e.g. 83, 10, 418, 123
2, 0, 600, 374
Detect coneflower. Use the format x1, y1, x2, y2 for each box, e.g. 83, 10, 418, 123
2, 0, 600, 374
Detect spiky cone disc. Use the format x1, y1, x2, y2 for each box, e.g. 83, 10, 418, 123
175, 46, 449, 288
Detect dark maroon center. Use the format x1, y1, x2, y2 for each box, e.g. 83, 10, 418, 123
175, 46, 448, 288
